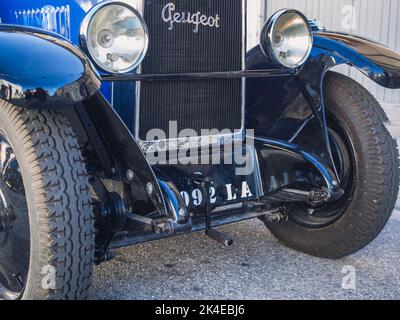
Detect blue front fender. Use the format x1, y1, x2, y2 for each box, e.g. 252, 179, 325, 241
0, 25, 101, 108
313, 31, 400, 89
246, 29, 400, 184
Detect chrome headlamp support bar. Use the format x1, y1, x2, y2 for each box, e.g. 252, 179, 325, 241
101, 69, 298, 82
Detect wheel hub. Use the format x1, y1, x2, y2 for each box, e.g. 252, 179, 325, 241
288, 117, 356, 229
0, 131, 29, 299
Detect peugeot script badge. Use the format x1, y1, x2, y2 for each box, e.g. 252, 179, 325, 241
162, 2, 221, 33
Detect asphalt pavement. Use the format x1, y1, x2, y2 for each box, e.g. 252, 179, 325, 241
89, 104, 400, 300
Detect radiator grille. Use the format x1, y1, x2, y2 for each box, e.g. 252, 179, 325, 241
138, 0, 244, 140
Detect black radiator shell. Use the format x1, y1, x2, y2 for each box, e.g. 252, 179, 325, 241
138, 0, 244, 140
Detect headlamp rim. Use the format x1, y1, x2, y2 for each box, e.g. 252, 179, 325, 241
260, 9, 313, 69
79, 1, 149, 74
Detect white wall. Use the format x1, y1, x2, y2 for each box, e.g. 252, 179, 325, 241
264, 0, 400, 104
247, 0, 266, 49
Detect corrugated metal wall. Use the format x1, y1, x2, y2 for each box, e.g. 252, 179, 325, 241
247, 0, 266, 49
264, 0, 400, 103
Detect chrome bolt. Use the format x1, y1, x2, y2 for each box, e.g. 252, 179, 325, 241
178, 208, 187, 217
308, 208, 315, 215
146, 182, 154, 195
126, 169, 134, 181
163, 222, 173, 235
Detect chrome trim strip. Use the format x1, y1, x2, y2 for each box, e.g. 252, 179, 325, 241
110, 81, 114, 107
12, 5, 72, 40
252, 145, 265, 196
102, 68, 296, 81
135, 0, 247, 148
134, 0, 145, 140
241, 0, 247, 136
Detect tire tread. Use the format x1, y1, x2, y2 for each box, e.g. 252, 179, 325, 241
265, 72, 399, 259
0, 101, 95, 299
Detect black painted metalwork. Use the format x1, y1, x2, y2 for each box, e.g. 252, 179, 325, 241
0, 3, 399, 259
79, 93, 167, 217
314, 32, 400, 89
286, 115, 356, 228
138, 0, 244, 139
254, 136, 339, 194
109, 203, 273, 249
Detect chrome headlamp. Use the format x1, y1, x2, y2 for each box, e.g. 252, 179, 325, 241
260, 9, 313, 69
80, 1, 148, 74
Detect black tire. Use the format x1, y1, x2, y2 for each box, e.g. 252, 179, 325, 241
0, 100, 95, 299
264, 72, 399, 259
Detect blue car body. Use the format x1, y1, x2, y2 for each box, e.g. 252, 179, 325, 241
1, 1, 399, 132
0, 0, 399, 256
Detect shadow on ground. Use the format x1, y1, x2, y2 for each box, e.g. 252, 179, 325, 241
90, 218, 400, 300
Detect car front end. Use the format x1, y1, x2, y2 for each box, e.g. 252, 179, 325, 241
0, 0, 400, 299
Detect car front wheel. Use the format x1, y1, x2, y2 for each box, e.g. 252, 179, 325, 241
0, 100, 95, 299
263, 72, 399, 259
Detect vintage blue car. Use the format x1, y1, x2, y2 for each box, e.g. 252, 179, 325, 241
0, 0, 399, 300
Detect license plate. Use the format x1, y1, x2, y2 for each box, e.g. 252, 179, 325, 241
178, 176, 260, 210
155, 150, 264, 211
